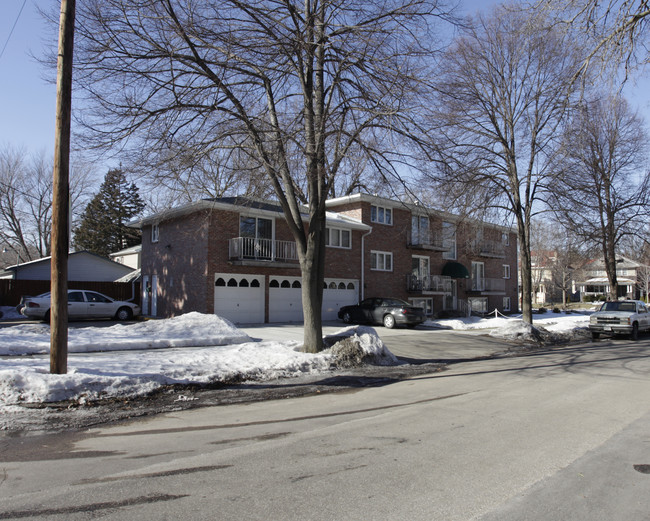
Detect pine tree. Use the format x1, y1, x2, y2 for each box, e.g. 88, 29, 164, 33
73, 169, 145, 257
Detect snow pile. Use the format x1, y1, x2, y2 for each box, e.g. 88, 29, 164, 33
0, 306, 24, 321
0, 316, 398, 407
0, 312, 251, 355
426, 310, 591, 342
0, 340, 332, 405
326, 326, 399, 367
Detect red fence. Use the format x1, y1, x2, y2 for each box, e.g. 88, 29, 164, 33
0, 280, 141, 307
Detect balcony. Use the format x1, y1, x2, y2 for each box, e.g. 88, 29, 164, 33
407, 274, 452, 294
468, 239, 506, 258
470, 277, 506, 294
228, 237, 299, 265
407, 230, 449, 251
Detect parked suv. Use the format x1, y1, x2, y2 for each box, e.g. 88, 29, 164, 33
589, 300, 650, 341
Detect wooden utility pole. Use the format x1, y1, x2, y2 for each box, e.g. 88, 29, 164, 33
50, 0, 76, 374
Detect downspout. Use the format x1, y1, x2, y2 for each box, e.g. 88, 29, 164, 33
361, 228, 372, 301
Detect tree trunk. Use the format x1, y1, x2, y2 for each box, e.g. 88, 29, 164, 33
299, 215, 326, 354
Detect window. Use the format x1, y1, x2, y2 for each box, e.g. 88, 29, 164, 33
240, 215, 273, 259
502, 233, 510, 246
442, 222, 456, 260
503, 297, 511, 312
371, 205, 392, 225
151, 223, 159, 243
469, 297, 488, 314
85, 292, 111, 303
410, 298, 433, 316
471, 261, 485, 291
503, 265, 511, 279
411, 215, 429, 244
370, 250, 393, 271
325, 227, 351, 248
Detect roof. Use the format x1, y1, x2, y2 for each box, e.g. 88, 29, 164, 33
325, 193, 514, 233
0, 251, 135, 280
130, 196, 370, 231
109, 244, 142, 257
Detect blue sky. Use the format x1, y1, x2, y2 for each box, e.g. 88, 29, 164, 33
0, 0, 648, 161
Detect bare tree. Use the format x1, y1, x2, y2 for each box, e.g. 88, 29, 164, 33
72, 0, 452, 352
427, 4, 584, 323
536, 0, 650, 75
548, 94, 650, 300
0, 144, 94, 264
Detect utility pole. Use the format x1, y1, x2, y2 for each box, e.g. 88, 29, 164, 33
50, 0, 76, 375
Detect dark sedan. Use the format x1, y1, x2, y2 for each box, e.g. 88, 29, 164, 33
338, 297, 426, 329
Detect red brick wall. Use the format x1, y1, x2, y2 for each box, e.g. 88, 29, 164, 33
142, 211, 210, 317
142, 199, 520, 318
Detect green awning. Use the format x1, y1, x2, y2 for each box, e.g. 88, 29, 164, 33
442, 261, 470, 279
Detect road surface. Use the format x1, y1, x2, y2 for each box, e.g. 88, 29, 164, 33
2, 334, 650, 520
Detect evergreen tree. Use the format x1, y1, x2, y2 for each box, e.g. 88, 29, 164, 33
73, 169, 145, 257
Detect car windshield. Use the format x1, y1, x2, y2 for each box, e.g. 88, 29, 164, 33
600, 301, 636, 312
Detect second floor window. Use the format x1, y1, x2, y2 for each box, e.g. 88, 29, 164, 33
325, 228, 351, 248
371, 205, 392, 225
371, 250, 393, 271
503, 265, 511, 279
151, 223, 159, 243
442, 222, 456, 260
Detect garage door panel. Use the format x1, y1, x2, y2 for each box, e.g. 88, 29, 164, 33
269, 276, 303, 323
214, 274, 264, 324
322, 279, 358, 321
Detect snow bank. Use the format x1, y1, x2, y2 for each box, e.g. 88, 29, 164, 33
0, 312, 251, 355
0, 340, 333, 405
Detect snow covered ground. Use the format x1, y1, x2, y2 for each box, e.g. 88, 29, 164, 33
0, 307, 591, 410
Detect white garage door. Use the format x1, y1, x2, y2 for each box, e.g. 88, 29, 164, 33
269, 276, 303, 323
214, 273, 265, 324
322, 279, 358, 321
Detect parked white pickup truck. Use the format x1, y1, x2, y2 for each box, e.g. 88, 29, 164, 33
589, 300, 650, 341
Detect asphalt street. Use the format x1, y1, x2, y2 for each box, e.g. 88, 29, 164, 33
2, 330, 650, 520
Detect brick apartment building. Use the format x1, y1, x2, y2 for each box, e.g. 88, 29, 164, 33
131, 194, 518, 323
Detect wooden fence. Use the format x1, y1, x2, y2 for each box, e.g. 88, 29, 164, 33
0, 280, 141, 307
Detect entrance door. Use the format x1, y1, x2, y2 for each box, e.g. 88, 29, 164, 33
444, 280, 457, 310
471, 262, 485, 291
142, 275, 150, 315
411, 256, 430, 291
240, 216, 273, 260
151, 275, 158, 316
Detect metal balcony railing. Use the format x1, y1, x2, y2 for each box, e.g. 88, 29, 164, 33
468, 239, 506, 258
470, 277, 506, 292
407, 229, 449, 250
407, 274, 452, 293
229, 237, 299, 263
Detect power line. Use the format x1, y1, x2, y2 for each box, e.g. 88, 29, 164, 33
0, 0, 28, 61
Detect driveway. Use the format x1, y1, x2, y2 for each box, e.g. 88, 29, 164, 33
240, 321, 512, 362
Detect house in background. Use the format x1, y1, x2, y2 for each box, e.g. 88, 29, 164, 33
131, 194, 518, 323
0, 251, 136, 282
531, 250, 559, 305
109, 244, 141, 270
578, 256, 650, 300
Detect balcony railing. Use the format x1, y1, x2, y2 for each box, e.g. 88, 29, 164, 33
407, 274, 452, 293
407, 230, 448, 251
468, 239, 506, 258
470, 277, 506, 293
229, 237, 299, 263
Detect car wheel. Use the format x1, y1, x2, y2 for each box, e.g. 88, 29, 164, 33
115, 307, 133, 321
342, 311, 352, 324
44, 310, 51, 324
591, 332, 600, 341
631, 322, 639, 341
383, 314, 396, 329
